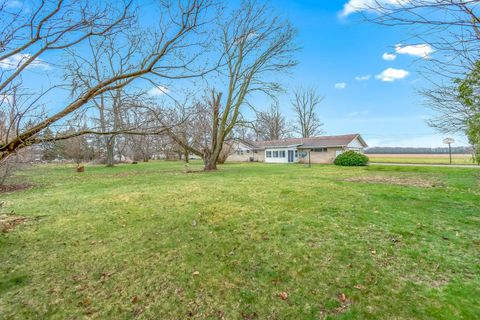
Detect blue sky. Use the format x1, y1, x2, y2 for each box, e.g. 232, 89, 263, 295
5, 0, 469, 147
261, 0, 469, 147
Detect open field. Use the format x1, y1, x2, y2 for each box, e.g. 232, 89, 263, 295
368, 154, 475, 165
1, 161, 479, 319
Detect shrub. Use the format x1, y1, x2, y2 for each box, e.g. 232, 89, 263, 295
334, 150, 369, 166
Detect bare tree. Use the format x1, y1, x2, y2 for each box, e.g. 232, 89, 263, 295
0, 86, 46, 184
166, 0, 298, 170
60, 128, 93, 170
63, 33, 141, 167
0, 0, 215, 165
291, 87, 324, 138
253, 101, 290, 140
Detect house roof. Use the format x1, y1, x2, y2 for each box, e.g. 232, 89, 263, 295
248, 134, 367, 149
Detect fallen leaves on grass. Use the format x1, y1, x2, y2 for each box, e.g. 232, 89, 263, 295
0, 183, 34, 194
342, 176, 443, 188
333, 292, 352, 314
279, 291, 288, 300
0, 214, 28, 233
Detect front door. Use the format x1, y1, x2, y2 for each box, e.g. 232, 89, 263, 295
288, 150, 294, 163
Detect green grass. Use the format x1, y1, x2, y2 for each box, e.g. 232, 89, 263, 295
368, 154, 475, 165
1, 161, 479, 319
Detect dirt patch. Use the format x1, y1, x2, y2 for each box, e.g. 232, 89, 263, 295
342, 176, 443, 188
0, 183, 34, 194
0, 214, 29, 233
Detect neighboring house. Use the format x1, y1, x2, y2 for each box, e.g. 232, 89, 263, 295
227, 134, 368, 164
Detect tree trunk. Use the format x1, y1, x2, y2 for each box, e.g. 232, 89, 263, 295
203, 157, 217, 171
184, 149, 189, 163
106, 136, 115, 167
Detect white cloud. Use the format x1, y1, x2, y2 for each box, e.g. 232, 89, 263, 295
334, 82, 347, 89
395, 44, 434, 58
147, 85, 169, 96
355, 74, 371, 81
340, 0, 410, 17
347, 110, 369, 117
375, 68, 409, 82
382, 53, 396, 61
0, 53, 49, 70
0, 94, 14, 105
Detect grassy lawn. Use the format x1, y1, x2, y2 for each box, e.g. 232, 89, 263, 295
1, 161, 479, 319
368, 154, 475, 165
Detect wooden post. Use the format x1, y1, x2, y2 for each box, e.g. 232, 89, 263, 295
443, 138, 454, 165
308, 150, 311, 168
448, 143, 452, 165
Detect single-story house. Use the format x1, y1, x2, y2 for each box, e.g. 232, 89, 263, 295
227, 134, 368, 164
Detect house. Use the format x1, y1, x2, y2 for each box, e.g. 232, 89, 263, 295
227, 134, 368, 164
226, 139, 264, 162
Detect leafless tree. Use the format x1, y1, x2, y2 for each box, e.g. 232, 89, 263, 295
0, 85, 46, 184
120, 103, 166, 162
60, 127, 94, 169
63, 33, 141, 166
253, 101, 290, 140
165, 0, 298, 170
0, 0, 215, 166
291, 87, 324, 138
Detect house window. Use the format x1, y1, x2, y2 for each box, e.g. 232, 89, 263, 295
273, 151, 279, 158
246, 150, 250, 154
279, 151, 285, 158
266, 151, 272, 158
312, 148, 327, 152
295, 150, 298, 157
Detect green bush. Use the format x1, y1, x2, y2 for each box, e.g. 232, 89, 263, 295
334, 150, 369, 166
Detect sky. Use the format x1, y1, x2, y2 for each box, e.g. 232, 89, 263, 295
2, 0, 470, 148
258, 0, 468, 148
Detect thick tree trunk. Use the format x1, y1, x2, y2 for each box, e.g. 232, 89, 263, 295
203, 157, 217, 171
106, 136, 115, 167
184, 149, 189, 163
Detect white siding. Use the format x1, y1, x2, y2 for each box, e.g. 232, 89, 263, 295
347, 137, 365, 151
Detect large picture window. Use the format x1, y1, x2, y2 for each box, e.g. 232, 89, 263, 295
279, 151, 286, 158
266, 151, 272, 158
273, 151, 279, 157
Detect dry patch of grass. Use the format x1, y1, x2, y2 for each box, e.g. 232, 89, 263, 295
342, 175, 443, 188
0, 183, 34, 194
0, 214, 29, 233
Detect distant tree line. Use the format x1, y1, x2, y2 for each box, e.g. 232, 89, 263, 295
365, 146, 473, 155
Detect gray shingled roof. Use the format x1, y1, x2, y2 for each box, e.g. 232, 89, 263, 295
248, 134, 367, 149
